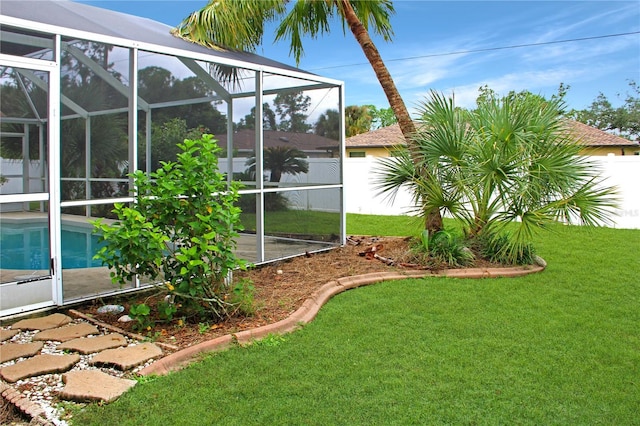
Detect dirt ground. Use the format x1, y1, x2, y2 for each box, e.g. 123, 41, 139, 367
76, 236, 473, 350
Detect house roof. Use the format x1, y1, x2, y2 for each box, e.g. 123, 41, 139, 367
216, 130, 338, 154
0, 0, 308, 75
345, 123, 405, 149
346, 120, 638, 149
563, 120, 638, 147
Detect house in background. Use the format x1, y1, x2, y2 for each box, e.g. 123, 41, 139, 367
564, 120, 640, 156
345, 124, 406, 158
215, 129, 339, 158
346, 120, 640, 157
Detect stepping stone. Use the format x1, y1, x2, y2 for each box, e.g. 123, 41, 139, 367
58, 333, 128, 354
33, 323, 98, 342
11, 313, 72, 331
60, 370, 137, 403
0, 353, 80, 383
0, 329, 19, 342
90, 343, 162, 370
0, 342, 44, 363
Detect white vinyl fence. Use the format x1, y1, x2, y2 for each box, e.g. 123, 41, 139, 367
2, 155, 638, 229
344, 155, 640, 229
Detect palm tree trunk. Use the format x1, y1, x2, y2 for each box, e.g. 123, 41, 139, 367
337, 0, 414, 138
338, 0, 442, 232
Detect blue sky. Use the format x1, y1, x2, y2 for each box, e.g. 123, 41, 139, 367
76, 0, 640, 113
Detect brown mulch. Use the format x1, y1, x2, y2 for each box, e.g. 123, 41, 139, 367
75, 236, 497, 351
0, 397, 31, 426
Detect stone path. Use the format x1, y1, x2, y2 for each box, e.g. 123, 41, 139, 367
0, 313, 163, 424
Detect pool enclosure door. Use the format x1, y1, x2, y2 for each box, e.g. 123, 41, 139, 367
0, 56, 61, 317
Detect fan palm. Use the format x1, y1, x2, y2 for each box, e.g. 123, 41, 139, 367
174, 0, 443, 231
376, 90, 619, 263
246, 146, 309, 183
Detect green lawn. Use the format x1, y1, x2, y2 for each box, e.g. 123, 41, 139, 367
74, 217, 640, 425
240, 210, 341, 236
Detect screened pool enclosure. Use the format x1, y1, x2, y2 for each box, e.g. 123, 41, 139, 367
0, 1, 345, 318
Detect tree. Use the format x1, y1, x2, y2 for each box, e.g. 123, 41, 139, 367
140, 118, 208, 171
569, 80, 639, 141
138, 66, 227, 135
376, 90, 618, 263
236, 103, 277, 130
345, 105, 373, 136
238, 92, 311, 132
173, 0, 442, 232
315, 109, 341, 140
366, 104, 397, 129
246, 146, 309, 183
274, 91, 311, 132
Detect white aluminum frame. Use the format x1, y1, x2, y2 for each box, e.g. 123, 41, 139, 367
0, 9, 345, 318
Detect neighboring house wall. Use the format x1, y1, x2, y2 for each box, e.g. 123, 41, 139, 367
347, 147, 394, 158
579, 146, 640, 156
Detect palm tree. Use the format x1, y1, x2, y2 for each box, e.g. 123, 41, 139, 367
345, 105, 373, 137
173, 0, 443, 232
376, 90, 619, 263
246, 146, 309, 183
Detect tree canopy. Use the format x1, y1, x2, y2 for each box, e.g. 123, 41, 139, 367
568, 80, 639, 142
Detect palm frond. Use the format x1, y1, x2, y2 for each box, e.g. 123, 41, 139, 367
173, 0, 286, 52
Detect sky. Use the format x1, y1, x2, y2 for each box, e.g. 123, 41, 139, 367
75, 0, 640, 114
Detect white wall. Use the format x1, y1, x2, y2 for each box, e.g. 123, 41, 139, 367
0, 158, 45, 195
3, 155, 637, 228
344, 155, 640, 229
344, 157, 415, 216
594, 156, 640, 229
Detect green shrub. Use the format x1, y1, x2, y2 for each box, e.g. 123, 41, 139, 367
478, 232, 536, 265
93, 134, 250, 323
409, 229, 474, 268
429, 230, 475, 267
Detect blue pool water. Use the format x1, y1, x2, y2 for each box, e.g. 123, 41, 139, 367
0, 222, 105, 270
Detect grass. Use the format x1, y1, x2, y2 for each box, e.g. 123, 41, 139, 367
346, 212, 424, 236
73, 216, 640, 425
240, 211, 423, 237
240, 210, 341, 235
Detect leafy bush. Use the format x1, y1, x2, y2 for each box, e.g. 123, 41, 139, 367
93, 134, 250, 323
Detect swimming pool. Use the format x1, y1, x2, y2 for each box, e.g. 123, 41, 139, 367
0, 222, 105, 270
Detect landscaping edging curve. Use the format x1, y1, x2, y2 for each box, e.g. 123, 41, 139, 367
139, 263, 545, 377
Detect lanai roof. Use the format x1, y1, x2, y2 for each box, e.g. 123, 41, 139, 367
0, 0, 309, 75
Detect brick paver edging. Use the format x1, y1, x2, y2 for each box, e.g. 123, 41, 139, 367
139, 264, 544, 376
0, 382, 53, 425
